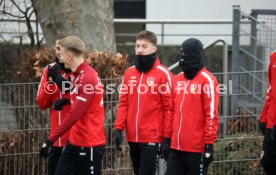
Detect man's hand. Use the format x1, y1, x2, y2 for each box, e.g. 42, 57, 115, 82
47, 63, 62, 81
114, 129, 123, 151
259, 122, 267, 136
161, 137, 171, 161
53, 98, 70, 111
203, 144, 214, 166
47, 64, 71, 93
40, 139, 53, 158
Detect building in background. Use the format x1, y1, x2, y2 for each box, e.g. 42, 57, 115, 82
0, 0, 275, 45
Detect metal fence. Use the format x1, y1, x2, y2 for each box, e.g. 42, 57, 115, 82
0, 71, 266, 174
231, 6, 276, 117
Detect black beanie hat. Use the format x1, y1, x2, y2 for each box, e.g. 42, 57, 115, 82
179, 38, 204, 80
180, 38, 203, 56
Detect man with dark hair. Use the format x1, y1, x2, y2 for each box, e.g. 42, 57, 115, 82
39, 35, 106, 175
114, 30, 174, 175
164, 38, 219, 175
260, 51, 276, 175
37, 35, 71, 175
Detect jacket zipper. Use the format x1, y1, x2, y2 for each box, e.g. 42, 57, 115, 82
58, 91, 62, 146
58, 73, 66, 147
136, 73, 144, 142
177, 80, 190, 150
58, 92, 61, 146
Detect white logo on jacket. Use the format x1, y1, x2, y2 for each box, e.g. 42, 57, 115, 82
190, 84, 198, 94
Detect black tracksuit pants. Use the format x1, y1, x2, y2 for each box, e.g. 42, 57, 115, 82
261, 128, 276, 175
54, 142, 105, 175
165, 149, 208, 175
128, 142, 160, 175
48, 147, 63, 175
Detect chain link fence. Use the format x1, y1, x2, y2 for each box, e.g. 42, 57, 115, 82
0, 72, 266, 174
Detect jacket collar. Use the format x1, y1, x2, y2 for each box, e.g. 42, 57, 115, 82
153, 56, 161, 68
74, 61, 88, 75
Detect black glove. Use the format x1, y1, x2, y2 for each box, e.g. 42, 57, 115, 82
53, 98, 70, 111
55, 57, 71, 73
114, 129, 123, 151
47, 62, 62, 81
47, 64, 71, 93
259, 122, 267, 136
39, 139, 53, 158
203, 144, 214, 166
271, 125, 276, 140
161, 137, 171, 161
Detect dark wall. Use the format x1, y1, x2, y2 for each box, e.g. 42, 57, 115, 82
114, 0, 145, 19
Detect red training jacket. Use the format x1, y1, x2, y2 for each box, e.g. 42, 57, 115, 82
259, 86, 271, 124
170, 68, 219, 153
259, 51, 276, 128
36, 64, 71, 147
114, 58, 174, 143
48, 61, 106, 147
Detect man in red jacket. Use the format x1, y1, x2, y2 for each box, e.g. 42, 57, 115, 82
165, 38, 219, 175
114, 30, 174, 175
39, 35, 106, 175
37, 35, 71, 175
260, 51, 276, 175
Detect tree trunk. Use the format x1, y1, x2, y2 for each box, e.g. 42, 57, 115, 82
31, 0, 116, 53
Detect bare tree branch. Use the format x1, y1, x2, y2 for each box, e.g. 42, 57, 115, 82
25, 5, 34, 18
10, 0, 25, 14
25, 15, 35, 48
0, 0, 40, 49
28, 8, 34, 19
26, 5, 32, 13
0, 10, 25, 18
37, 36, 44, 50
0, 0, 25, 18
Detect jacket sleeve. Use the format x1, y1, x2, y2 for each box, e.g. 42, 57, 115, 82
114, 74, 129, 131
269, 53, 276, 126
260, 86, 271, 123
160, 71, 174, 138
48, 76, 96, 142
36, 66, 55, 110
203, 76, 219, 145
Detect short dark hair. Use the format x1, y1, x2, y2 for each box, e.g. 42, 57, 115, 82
136, 30, 157, 46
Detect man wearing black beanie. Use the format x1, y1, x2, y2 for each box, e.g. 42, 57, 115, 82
164, 38, 219, 175
179, 38, 205, 80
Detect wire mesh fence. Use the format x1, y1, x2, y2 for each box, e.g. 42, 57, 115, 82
254, 11, 276, 65
0, 82, 48, 175
0, 71, 266, 174
238, 9, 276, 70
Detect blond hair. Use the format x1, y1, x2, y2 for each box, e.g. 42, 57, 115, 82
59, 35, 86, 56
